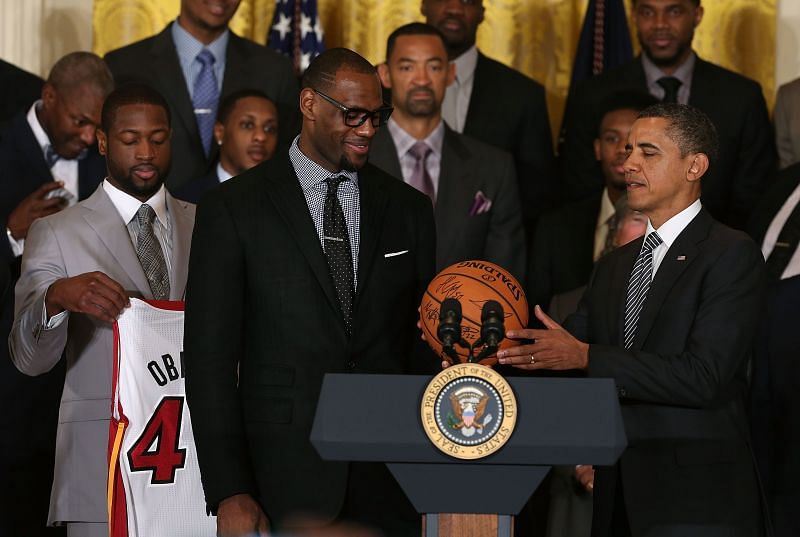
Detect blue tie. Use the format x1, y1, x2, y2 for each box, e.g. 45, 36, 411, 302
193, 49, 219, 157
44, 145, 60, 168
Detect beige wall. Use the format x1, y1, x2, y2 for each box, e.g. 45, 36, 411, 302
1, 0, 799, 95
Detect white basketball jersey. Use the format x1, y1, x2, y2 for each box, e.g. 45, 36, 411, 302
108, 299, 216, 537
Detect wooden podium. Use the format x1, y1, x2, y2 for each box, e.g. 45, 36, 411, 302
310, 374, 626, 537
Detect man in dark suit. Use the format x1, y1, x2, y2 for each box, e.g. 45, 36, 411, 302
499, 104, 765, 536
529, 91, 656, 311
0, 51, 112, 537
559, 0, 775, 230
184, 48, 436, 537
422, 0, 554, 232
371, 23, 525, 280
105, 0, 298, 190
747, 163, 800, 537
0, 58, 43, 129
174, 89, 279, 203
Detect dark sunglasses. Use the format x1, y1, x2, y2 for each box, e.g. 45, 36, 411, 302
313, 89, 393, 128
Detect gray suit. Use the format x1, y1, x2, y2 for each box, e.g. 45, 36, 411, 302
369, 125, 526, 282
9, 185, 194, 526
774, 77, 800, 170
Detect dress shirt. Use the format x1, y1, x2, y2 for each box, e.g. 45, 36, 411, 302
7, 101, 81, 257
44, 181, 173, 329
441, 45, 479, 133
644, 199, 702, 276
289, 136, 360, 284
761, 181, 800, 279
216, 162, 234, 183
593, 188, 616, 261
171, 19, 228, 98
386, 118, 445, 197
642, 52, 696, 105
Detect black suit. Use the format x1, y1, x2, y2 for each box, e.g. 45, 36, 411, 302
566, 209, 765, 536
559, 55, 775, 229
528, 193, 601, 311
173, 168, 220, 204
184, 149, 436, 533
105, 24, 299, 190
747, 161, 800, 246
0, 110, 104, 537
461, 52, 555, 231
0, 59, 42, 130
369, 124, 526, 281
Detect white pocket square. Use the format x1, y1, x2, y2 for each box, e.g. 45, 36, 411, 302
384, 250, 409, 258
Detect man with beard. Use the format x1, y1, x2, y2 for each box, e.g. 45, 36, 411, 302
529, 91, 656, 311
371, 22, 525, 280
184, 48, 435, 537
421, 0, 554, 235
559, 0, 775, 230
105, 0, 299, 190
10, 84, 195, 537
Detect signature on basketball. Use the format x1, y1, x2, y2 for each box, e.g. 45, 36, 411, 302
436, 276, 464, 300
423, 301, 439, 322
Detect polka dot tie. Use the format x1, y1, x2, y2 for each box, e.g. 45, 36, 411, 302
323, 176, 354, 335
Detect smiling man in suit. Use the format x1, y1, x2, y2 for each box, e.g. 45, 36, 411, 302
421, 0, 554, 233
105, 0, 298, 190
559, 0, 775, 230
371, 22, 525, 280
10, 84, 195, 537
184, 48, 435, 537
499, 104, 765, 536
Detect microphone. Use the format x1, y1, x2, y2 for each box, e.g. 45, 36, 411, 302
438, 298, 463, 363
471, 300, 505, 363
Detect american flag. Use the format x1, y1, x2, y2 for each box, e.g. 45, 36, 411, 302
267, 0, 326, 75
569, 0, 632, 88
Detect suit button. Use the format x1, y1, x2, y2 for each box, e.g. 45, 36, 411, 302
618, 387, 627, 398
347, 361, 356, 369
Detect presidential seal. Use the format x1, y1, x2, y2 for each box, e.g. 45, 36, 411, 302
421, 363, 517, 460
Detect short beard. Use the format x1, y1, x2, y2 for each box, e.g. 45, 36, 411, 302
404, 89, 437, 117
641, 39, 693, 69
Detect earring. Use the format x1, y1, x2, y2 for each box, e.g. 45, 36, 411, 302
216, 139, 222, 146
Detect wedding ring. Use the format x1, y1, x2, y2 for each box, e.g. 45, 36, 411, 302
530, 354, 536, 364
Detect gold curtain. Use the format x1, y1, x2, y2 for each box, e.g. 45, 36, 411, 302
93, 0, 775, 137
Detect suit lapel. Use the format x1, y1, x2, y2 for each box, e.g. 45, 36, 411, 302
608, 239, 641, 345
80, 186, 152, 297
263, 156, 341, 321
463, 53, 491, 134
166, 193, 193, 299
687, 57, 716, 111
15, 115, 52, 187
354, 165, 389, 307
632, 210, 710, 349
369, 128, 403, 180
436, 128, 476, 263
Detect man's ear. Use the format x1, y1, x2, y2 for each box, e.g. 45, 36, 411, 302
96, 129, 107, 156
41, 83, 56, 109
213, 122, 225, 146
686, 153, 709, 182
420, 0, 428, 18
377, 62, 392, 90
593, 138, 602, 161
299, 88, 316, 121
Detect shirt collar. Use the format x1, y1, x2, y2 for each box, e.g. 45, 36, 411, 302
289, 135, 359, 192
596, 188, 616, 227
171, 18, 229, 66
26, 101, 53, 154
216, 162, 234, 183
102, 179, 169, 228
645, 198, 702, 248
451, 45, 479, 84
641, 51, 696, 93
386, 118, 446, 157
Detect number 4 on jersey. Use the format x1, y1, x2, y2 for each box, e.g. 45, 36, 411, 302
127, 396, 187, 484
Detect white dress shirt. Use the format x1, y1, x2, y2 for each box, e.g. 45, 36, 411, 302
761, 181, 800, 279
441, 45, 479, 133
644, 199, 702, 276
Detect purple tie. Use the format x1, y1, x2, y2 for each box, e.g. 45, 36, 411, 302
193, 49, 219, 157
408, 141, 435, 203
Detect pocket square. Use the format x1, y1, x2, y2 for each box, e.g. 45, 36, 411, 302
384, 250, 409, 258
469, 191, 492, 216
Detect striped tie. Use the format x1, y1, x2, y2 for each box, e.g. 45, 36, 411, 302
623, 231, 662, 348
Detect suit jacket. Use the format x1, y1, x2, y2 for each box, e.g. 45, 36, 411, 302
105, 24, 300, 190
462, 52, 555, 231
0, 59, 43, 130
774, 77, 800, 170
369, 124, 526, 283
564, 209, 765, 536
9, 185, 195, 524
173, 168, 220, 204
749, 275, 800, 537
528, 193, 601, 311
559, 55, 776, 229
184, 150, 436, 529
747, 161, 800, 247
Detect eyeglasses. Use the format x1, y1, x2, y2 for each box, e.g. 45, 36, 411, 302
313, 89, 393, 128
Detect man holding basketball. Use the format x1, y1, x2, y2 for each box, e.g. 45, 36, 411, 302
184, 48, 436, 537
497, 104, 765, 536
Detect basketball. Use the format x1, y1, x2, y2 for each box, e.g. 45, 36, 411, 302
420, 260, 529, 366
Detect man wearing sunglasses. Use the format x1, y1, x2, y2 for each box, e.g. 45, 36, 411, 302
372, 22, 526, 283
184, 48, 436, 537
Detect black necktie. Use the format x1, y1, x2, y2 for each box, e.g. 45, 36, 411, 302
657, 76, 682, 104
323, 176, 355, 335
765, 200, 800, 281
624, 232, 663, 348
